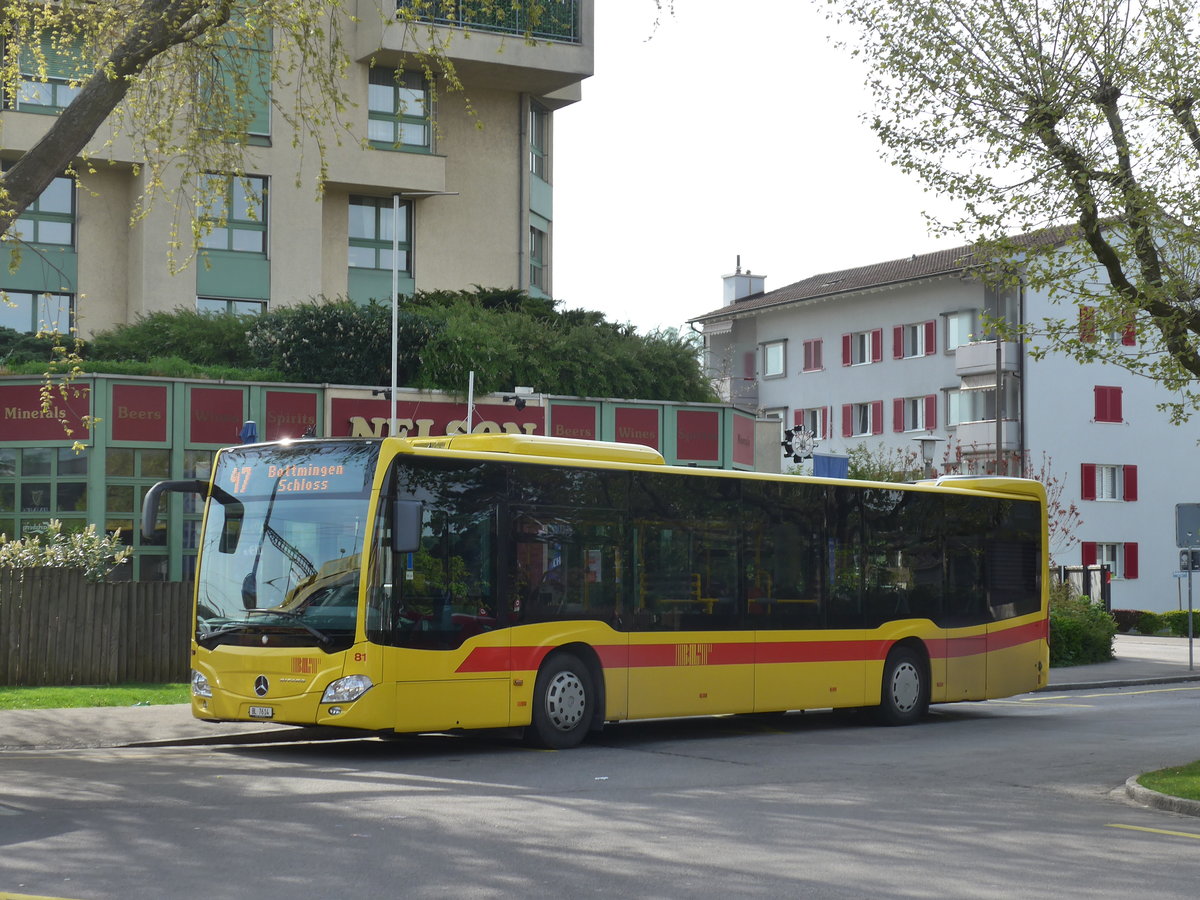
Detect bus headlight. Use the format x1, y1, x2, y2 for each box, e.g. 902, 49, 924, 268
191, 669, 213, 698
322, 674, 374, 704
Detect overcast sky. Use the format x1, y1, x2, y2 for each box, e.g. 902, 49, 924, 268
552, 1, 968, 334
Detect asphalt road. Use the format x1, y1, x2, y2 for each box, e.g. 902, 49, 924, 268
2, 681, 1200, 899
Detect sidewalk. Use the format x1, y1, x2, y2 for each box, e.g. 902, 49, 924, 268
2, 634, 1198, 752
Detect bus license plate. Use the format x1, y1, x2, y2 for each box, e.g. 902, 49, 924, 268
248, 706, 274, 719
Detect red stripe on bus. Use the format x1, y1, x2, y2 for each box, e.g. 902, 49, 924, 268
454, 620, 1047, 674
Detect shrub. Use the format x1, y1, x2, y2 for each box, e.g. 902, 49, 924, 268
1111, 609, 1140, 633
89, 308, 252, 366
1137, 611, 1166, 635
1049, 581, 1116, 666
1162, 610, 1200, 637
0, 519, 132, 581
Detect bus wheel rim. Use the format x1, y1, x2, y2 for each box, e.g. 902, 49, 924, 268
891, 662, 920, 712
545, 670, 587, 731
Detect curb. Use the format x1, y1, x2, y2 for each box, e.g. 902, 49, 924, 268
1043, 673, 1200, 692
1125, 775, 1200, 818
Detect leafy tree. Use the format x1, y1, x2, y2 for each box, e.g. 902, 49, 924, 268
825, 0, 1200, 421
845, 442, 923, 482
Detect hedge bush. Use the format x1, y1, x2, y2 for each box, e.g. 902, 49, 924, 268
1137, 611, 1166, 635
1049, 582, 1116, 666
1163, 610, 1200, 637
1111, 608, 1140, 633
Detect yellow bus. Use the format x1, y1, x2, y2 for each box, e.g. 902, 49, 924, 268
144, 433, 1049, 749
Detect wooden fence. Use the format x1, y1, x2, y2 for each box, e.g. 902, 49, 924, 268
0, 569, 192, 686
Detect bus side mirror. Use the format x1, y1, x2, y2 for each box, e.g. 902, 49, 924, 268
141, 479, 210, 542
393, 499, 423, 553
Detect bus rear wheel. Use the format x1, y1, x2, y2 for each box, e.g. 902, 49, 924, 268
528, 652, 594, 749
877, 646, 928, 726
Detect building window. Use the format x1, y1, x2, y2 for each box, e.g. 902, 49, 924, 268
348, 196, 411, 272
198, 174, 267, 253
895, 395, 938, 433
945, 388, 961, 428
1094, 385, 1123, 423
368, 67, 430, 151
796, 407, 827, 439
802, 338, 822, 372
761, 340, 786, 378
197, 297, 266, 316
529, 225, 547, 291
5, 173, 75, 246
1082, 541, 1138, 580
842, 329, 882, 366
1081, 463, 1137, 502
842, 401, 882, 437
894, 321, 936, 359
0, 290, 72, 335
944, 310, 977, 351
0, 447, 89, 545
8, 34, 82, 112
1080, 306, 1137, 346
529, 102, 549, 178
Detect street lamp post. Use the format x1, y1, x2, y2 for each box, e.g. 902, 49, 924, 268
911, 433, 945, 479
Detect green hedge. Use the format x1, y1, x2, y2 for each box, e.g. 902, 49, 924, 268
1049, 583, 1116, 666
1111, 608, 1199, 636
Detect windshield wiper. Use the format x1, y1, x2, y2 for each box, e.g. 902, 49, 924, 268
196, 622, 255, 647
249, 610, 334, 648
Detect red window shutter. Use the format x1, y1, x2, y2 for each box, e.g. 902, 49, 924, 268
924, 320, 937, 355
924, 394, 937, 429
1124, 542, 1139, 579
1123, 465, 1138, 501
821, 407, 829, 439
1081, 542, 1097, 567
1122, 323, 1137, 346
814, 339, 823, 370
1095, 386, 1123, 422
1080, 463, 1096, 500
793, 408, 804, 428
842, 404, 853, 437
1080, 306, 1097, 343
893, 398, 905, 432
871, 329, 883, 363
743, 352, 755, 379
842, 333, 852, 366
893, 326, 904, 359
871, 400, 884, 435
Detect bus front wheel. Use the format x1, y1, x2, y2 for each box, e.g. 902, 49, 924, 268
528, 652, 594, 749
877, 646, 929, 726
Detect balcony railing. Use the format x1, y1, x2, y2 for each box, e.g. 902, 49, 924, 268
398, 0, 581, 43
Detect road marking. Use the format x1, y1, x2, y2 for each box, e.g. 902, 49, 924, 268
1106, 823, 1200, 841
990, 698, 1095, 708
1, 893, 84, 900
1080, 686, 1200, 699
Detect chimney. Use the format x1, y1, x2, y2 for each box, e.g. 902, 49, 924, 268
723, 255, 765, 305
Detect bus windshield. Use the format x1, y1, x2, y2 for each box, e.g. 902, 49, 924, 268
195, 441, 379, 650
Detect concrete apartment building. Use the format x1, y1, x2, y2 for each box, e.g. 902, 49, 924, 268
1, 1, 593, 335
691, 247, 1200, 614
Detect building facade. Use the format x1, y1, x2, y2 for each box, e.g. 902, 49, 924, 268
1, 2, 593, 337
692, 250, 1200, 614
0, 373, 755, 581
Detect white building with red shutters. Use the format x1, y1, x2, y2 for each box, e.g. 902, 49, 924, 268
691, 246, 1200, 614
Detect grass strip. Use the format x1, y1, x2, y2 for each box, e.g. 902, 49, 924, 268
0, 683, 189, 711
1139, 761, 1200, 802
